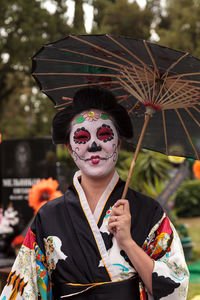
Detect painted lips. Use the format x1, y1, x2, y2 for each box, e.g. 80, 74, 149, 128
89, 155, 105, 165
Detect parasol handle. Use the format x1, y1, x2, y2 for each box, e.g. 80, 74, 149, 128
121, 113, 151, 199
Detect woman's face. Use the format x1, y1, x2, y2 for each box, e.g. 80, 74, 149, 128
69, 110, 120, 178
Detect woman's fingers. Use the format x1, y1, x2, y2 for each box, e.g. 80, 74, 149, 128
108, 220, 120, 234
114, 199, 130, 212
108, 199, 132, 247
110, 200, 130, 219
108, 215, 120, 224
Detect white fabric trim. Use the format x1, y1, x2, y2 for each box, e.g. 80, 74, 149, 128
73, 170, 119, 280
93, 170, 119, 223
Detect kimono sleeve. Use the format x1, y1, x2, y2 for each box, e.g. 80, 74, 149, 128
143, 215, 189, 300
0, 213, 52, 300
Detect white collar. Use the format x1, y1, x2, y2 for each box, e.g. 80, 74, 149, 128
73, 170, 119, 223
73, 170, 120, 280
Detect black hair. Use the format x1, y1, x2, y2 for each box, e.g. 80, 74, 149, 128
52, 86, 133, 144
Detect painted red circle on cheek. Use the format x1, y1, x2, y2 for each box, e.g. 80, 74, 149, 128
74, 128, 91, 144
97, 125, 114, 142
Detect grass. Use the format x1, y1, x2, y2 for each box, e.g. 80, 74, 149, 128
178, 217, 200, 299
187, 283, 200, 299
178, 217, 200, 261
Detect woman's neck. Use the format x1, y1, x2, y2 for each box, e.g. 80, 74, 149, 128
80, 170, 115, 213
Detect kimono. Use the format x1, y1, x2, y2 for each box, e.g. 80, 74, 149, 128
1, 170, 189, 300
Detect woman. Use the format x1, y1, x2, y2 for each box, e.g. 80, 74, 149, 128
1, 87, 189, 300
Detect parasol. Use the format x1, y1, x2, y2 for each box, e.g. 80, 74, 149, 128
32, 34, 200, 197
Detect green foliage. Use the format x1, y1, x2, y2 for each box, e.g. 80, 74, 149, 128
142, 176, 167, 199
175, 180, 200, 217
92, 0, 117, 30
0, 92, 57, 140
56, 145, 77, 171
0, 0, 71, 138
92, 0, 153, 39
155, 0, 200, 57
116, 149, 171, 194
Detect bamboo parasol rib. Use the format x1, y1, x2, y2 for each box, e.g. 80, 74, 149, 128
175, 109, 199, 160
162, 110, 169, 156
184, 108, 200, 127
42, 81, 120, 92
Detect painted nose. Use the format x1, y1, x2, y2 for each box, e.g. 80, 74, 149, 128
88, 141, 102, 152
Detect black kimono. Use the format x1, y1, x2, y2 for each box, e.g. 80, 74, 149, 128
1, 171, 189, 300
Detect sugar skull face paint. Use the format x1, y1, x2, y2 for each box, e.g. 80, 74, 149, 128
69, 110, 119, 178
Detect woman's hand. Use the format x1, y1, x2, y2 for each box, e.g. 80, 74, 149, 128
108, 199, 154, 294
108, 199, 133, 250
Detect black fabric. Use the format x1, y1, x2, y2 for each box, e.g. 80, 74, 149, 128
53, 277, 140, 299
52, 86, 133, 144
152, 272, 180, 300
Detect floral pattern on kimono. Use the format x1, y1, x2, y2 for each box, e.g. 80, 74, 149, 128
1, 228, 52, 300
140, 215, 189, 300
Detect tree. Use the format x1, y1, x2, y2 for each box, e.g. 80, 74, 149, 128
92, 0, 153, 40
155, 0, 200, 57
92, 0, 117, 30
73, 0, 86, 33
0, 0, 71, 139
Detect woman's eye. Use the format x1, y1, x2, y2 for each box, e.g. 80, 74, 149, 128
74, 128, 90, 144
97, 125, 114, 142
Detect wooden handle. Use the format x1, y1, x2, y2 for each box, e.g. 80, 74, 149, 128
118, 204, 124, 211
122, 113, 151, 199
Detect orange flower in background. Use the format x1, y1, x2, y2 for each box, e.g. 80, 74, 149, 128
11, 235, 24, 246
193, 160, 200, 179
192, 160, 200, 179
28, 178, 63, 214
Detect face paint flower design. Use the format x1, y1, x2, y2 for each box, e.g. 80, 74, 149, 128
83, 111, 100, 121
75, 111, 110, 124
69, 110, 119, 178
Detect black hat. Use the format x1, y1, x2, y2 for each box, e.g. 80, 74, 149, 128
52, 86, 133, 144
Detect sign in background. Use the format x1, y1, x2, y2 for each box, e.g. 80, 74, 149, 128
156, 161, 189, 213
0, 138, 56, 224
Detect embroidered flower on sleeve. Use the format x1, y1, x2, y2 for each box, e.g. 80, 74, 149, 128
44, 236, 67, 273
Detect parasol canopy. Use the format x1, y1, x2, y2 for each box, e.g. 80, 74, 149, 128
32, 34, 200, 196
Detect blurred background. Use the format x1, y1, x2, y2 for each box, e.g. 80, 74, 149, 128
0, 0, 200, 298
